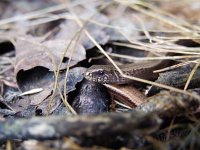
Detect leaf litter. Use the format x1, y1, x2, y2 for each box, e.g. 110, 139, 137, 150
0, 0, 200, 149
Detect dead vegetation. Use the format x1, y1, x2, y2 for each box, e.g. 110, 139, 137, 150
0, 0, 200, 149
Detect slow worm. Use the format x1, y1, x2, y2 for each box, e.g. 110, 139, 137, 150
85, 53, 171, 107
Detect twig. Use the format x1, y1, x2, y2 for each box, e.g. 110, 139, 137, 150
0, 110, 161, 143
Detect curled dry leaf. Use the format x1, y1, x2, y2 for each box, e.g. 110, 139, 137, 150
16, 67, 86, 108
15, 38, 86, 73
36, 67, 87, 115
14, 67, 86, 116
14, 36, 86, 111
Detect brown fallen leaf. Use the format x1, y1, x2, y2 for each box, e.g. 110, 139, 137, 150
16, 67, 86, 109
15, 38, 86, 73
54, 5, 109, 49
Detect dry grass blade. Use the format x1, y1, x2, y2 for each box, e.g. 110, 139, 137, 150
184, 60, 200, 90
113, 42, 200, 55
154, 60, 198, 73
6, 140, 12, 150
132, 14, 153, 43
63, 28, 83, 115
115, 0, 195, 33
166, 117, 175, 141
108, 52, 199, 61
47, 31, 81, 115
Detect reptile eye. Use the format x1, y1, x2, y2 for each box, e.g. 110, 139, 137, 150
99, 71, 104, 76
